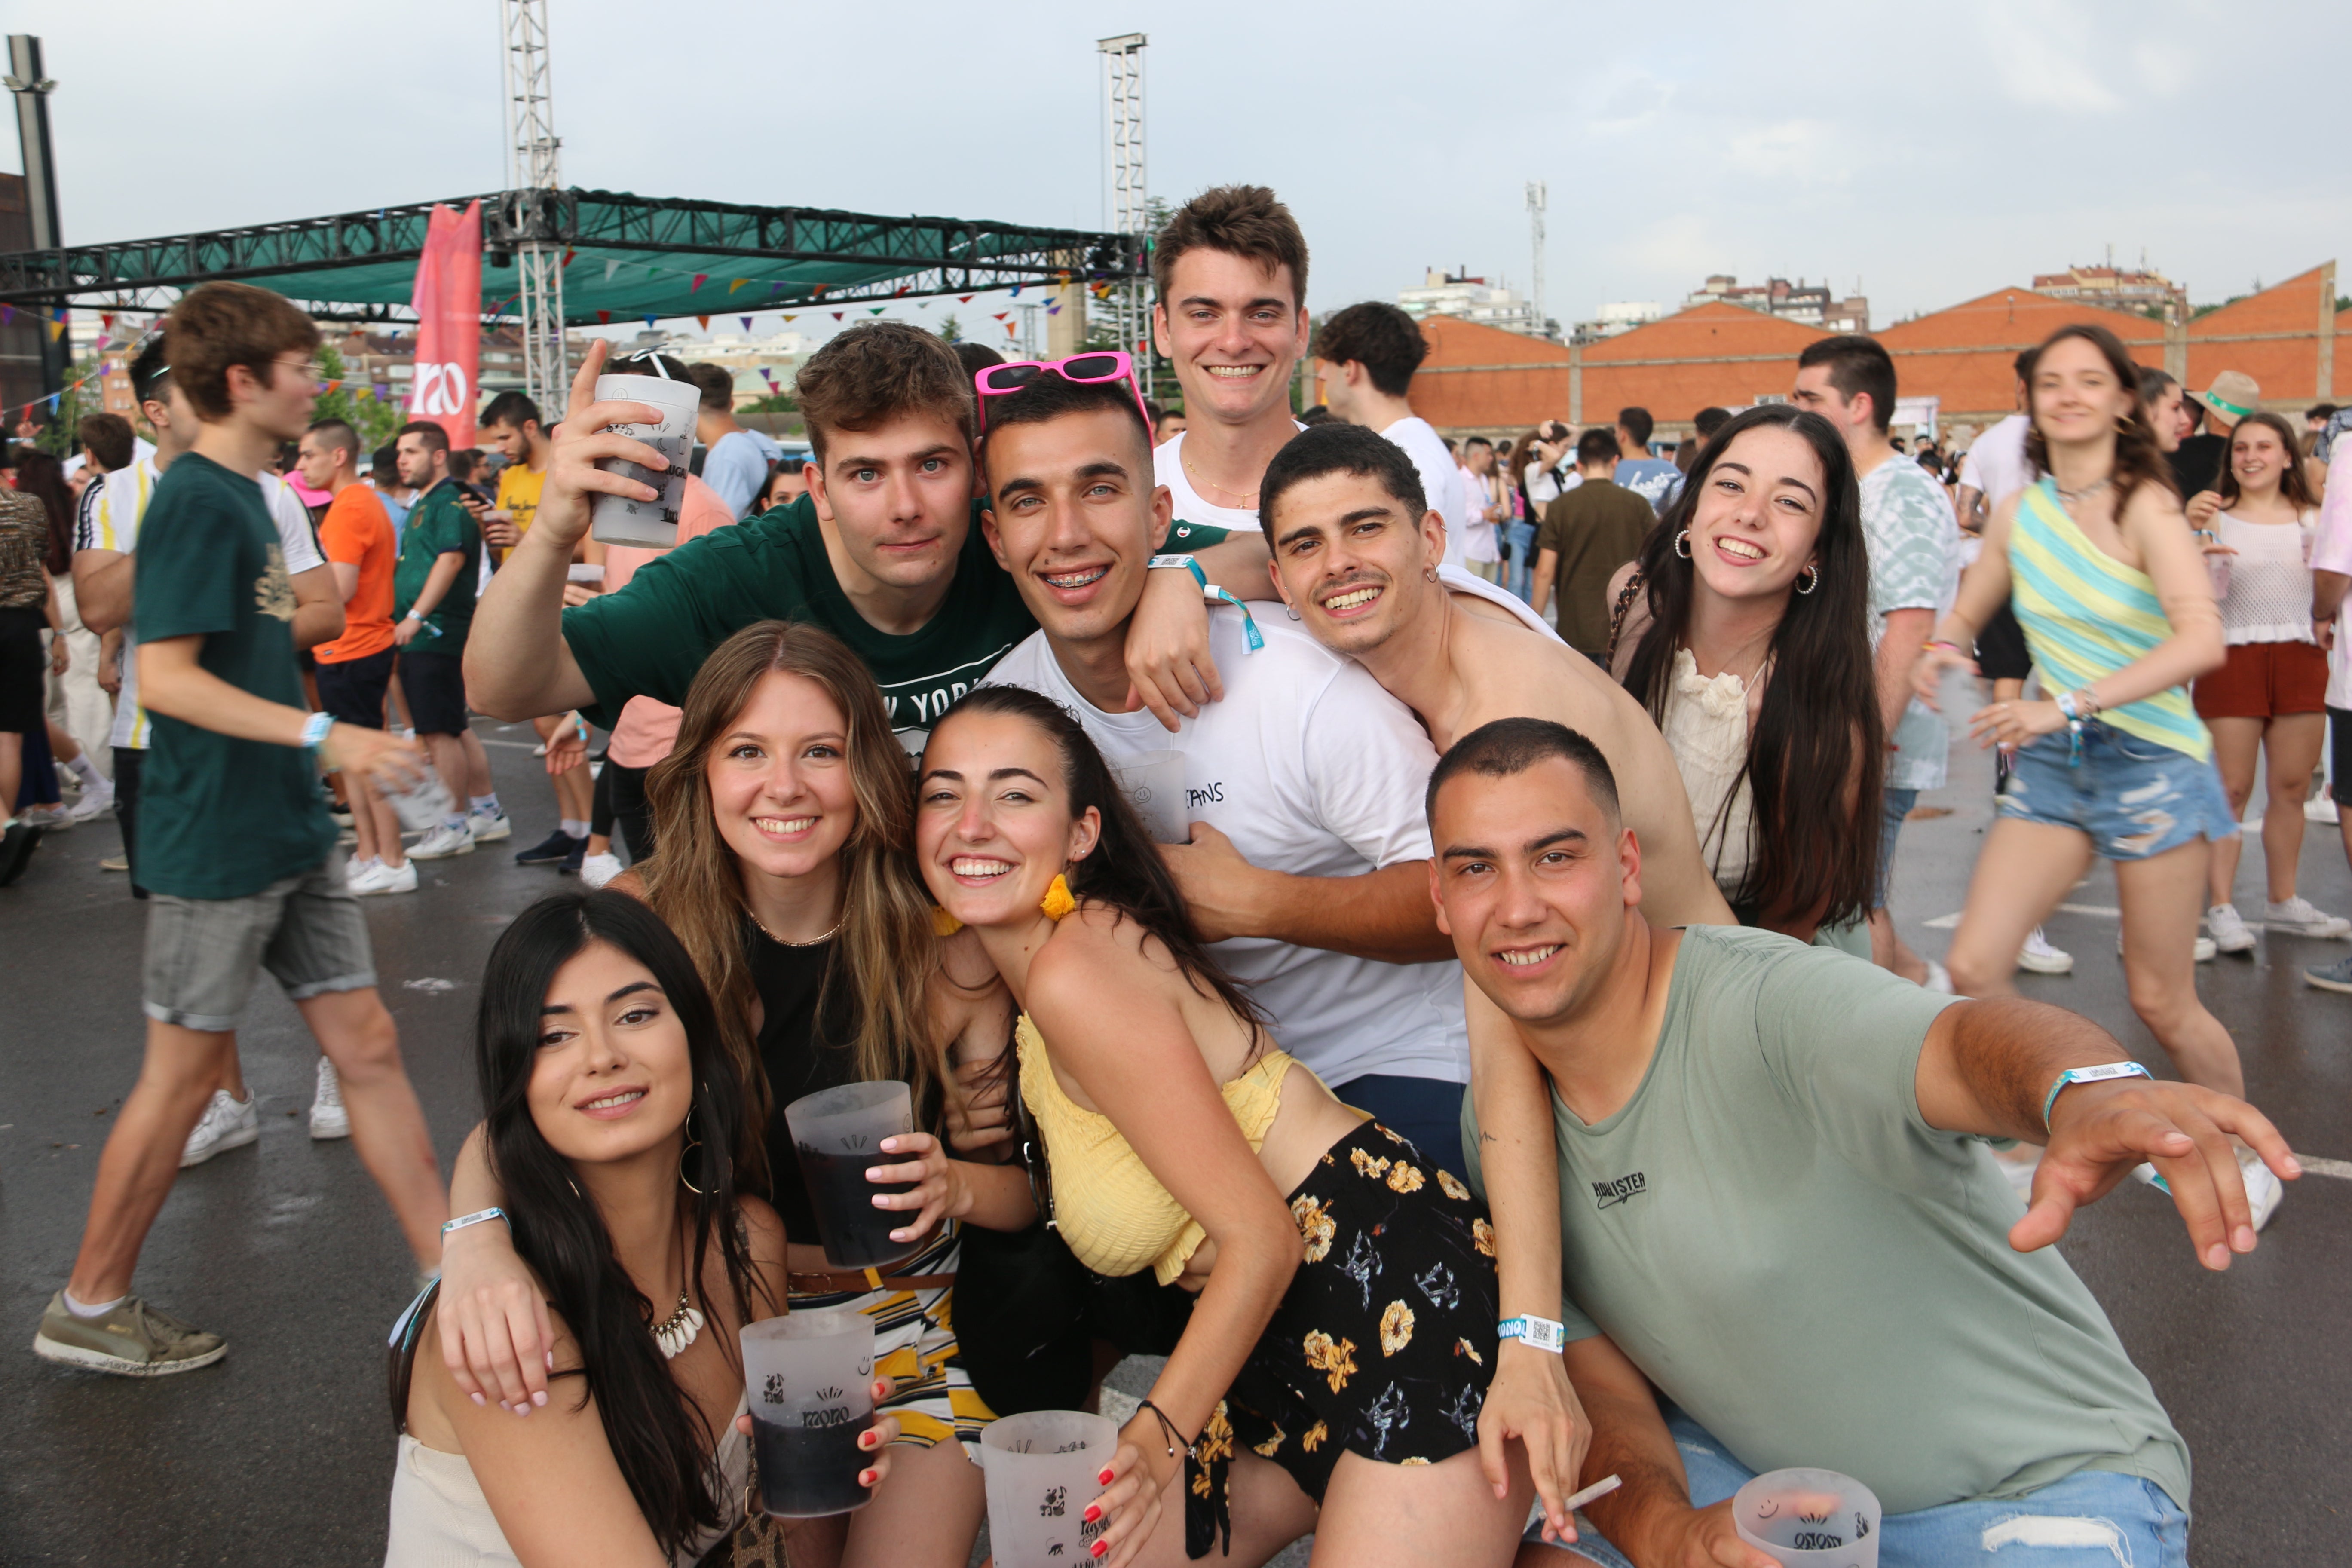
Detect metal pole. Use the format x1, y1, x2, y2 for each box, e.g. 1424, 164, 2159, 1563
502, 0, 566, 408
6, 36, 68, 401
1526, 181, 1548, 340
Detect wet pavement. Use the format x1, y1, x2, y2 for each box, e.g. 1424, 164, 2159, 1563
0, 721, 2345, 1566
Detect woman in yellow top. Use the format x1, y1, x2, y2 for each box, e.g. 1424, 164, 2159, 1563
908, 684, 1533, 1568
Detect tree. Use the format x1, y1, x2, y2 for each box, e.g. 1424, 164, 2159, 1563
311, 342, 407, 452
939, 313, 963, 344
741, 391, 798, 414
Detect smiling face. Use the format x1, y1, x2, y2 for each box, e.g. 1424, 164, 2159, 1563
1429, 757, 1640, 1028
527, 939, 696, 1167
2144, 380, 2185, 454
803, 410, 977, 593
2030, 336, 2136, 450
1684, 426, 1828, 605
1153, 248, 1309, 429
981, 407, 1170, 651
1268, 467, 1444, 658
705, 671, 860, 882
2228, 418, 2290, 498
915, 709, 1099, 931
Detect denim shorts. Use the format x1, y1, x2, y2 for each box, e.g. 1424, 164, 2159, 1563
142, 856, 376, 1031
1874, 786, 1919, 908
1996, 722, 2236, 861
1550, 1407, 2188, 1568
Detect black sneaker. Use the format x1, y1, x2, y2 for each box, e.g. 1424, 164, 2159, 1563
558, 834, 587, 875
514, 828, 579, 865
0, 819, 44, 888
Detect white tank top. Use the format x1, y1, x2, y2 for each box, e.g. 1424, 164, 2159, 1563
1660, 647, 1758, 902
2212, 508, 2318, 646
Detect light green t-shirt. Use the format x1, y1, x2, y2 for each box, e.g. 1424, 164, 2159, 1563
1461, 925, 2188, 1516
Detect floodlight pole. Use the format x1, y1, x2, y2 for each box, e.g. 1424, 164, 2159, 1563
502, 0, 566, 406
1526, 181, 1548, 340
1098, 33, 1148, 396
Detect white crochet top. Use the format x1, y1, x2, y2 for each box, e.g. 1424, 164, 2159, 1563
2212, 509, 2318, 646
1661, 647, 1758, 902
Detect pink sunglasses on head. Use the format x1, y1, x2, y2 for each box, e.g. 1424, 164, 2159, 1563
973, 351, 1155, 438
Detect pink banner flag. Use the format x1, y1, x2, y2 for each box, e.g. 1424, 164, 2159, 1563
405, 200, 483, 447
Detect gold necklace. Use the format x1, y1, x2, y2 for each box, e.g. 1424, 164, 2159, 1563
749, 910, 844, 948
1181, 445, 1259, 506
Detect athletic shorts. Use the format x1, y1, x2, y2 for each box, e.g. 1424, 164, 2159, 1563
2333, 707, 2352, 807
314, 646, 395, 730
0, 604, 44, 734
397, 649, 469, 737
787, 1227, 993, 1458
1997, 722, 2236, 861
1974, 599, 2034, 683
2192, 639, 2328, 720
142, 856, 375, 1032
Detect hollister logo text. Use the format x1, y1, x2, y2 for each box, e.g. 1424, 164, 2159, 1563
1591, 1172, 1647, 1209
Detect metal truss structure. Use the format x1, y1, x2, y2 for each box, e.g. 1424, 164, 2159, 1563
1526, 181, 1549, 341
1097, 32, 1150, 395
501, 0, 566, 404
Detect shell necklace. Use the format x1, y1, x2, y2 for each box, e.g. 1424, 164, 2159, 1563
651, 1285, 705, 1360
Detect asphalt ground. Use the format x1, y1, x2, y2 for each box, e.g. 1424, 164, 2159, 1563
0, 719, 2346, 1566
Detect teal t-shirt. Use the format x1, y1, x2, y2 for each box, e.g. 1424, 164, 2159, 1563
561, 493, 1231, 749
1461, 926, 2189, 1516
392, 479, 481, 649
131, 452, 335, 899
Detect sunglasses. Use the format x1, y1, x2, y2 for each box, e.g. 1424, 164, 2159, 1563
973, 351, 1154, 438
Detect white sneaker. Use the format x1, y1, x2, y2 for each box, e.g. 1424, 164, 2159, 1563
2306, 794, 2341, 825
179, 1090, 258, 1168
309, 1057, 350, 1140
345, 856, 381, 889
579, 851, 624, 889
355, 859, 416, 896
2263, 896, 2352, 940
2016, 928, 2074, 974
67, 781, 115, 821
466, 809, 513, 843
408, 822, 475, 860
2206, 902, 2258, 954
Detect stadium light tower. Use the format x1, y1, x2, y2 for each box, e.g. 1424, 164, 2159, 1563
1097, 33, 1148, 394
1526, 181, 1548, 340
501, 0, 567, 404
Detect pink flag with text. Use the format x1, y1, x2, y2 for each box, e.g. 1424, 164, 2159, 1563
405, 200, 483, 447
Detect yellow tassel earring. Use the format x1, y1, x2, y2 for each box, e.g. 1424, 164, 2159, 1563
1040, 873, 1076, 922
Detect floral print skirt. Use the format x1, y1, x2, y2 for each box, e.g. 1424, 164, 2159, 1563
1184, 1119, 1500, 1558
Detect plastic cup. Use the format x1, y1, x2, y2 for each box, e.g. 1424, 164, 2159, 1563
1732, 1468, 1881, 1568
741, 1310, 878, 1519
784, 1081, 917, 1269
1108, 748, 1188, 844
589, 371, 702, 547
383, 766, 455, 833
976, 1410, 1120, 1567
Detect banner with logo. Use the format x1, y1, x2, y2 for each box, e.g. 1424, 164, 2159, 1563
406, 200, 483, 446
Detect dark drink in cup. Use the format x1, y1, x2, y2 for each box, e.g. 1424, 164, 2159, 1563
752, 1411, 871, 1518
794, 1146, 916, 1270
741, 1310, 877, 1520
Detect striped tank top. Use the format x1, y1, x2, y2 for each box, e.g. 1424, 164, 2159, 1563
2009, 478, 2211, 763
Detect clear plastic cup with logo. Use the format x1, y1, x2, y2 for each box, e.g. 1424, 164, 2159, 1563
589, 368, 703, 548
741, 1310, 878, 1518
784, 1081, 918, 1269
1732, 1467, 1881, 1568
976, 1410, 1120, 1567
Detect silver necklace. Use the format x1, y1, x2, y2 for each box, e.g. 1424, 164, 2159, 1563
651, 1286, 705, 1360
2055, 475, 2113, 504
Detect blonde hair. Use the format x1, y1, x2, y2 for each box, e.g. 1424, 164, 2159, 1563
640, 622, 942, 1182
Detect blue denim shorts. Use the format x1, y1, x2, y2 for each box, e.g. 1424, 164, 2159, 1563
1995, 721, 2235, 861
1874, 786, 1920, 909
1549, 1407, 2188, 1568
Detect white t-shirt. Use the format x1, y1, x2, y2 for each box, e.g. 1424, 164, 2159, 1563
1458, 465, 1501, 562
1381, 416, 1468, 568
1958, 413, 2033, 510
2316, 447, 2352, 710
983, 610, 1470, 1087
78, 460, 324, 751
1154, 427, 1305, 534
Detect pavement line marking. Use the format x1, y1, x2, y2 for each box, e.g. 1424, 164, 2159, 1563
2299, 1156, 2352, 1181
1923, 903, 2120, 931
477, 739, 542, 750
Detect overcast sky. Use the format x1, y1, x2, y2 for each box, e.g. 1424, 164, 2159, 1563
9, 0, 2348, 339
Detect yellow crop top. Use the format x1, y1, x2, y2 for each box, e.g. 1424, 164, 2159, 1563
1016, 1014, 1298, 1286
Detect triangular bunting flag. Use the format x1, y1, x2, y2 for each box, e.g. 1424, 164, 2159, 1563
759, 368, 775, 384
645, 314, 659, 326
729, 279, 748, 295
812, 284, 828, 297
1048, 303, 1063, 315
597, 309, 612, 325
993, 312, 1011, 321
831, 311, 845, 321
1010, 284, 1023, 297
769, 282, 785, 298
958, 295, 974, 304
783, 314, 799, 323
741, 316, 753, 331
869, 307, 885, 316
893, 285, 910, 297
1003, 322, 1018, 338
691, 274, 708, 292
697, 315, 710, 330
605, 259, 622, 281
561, 248, 577, 267
0, 306, 13, 324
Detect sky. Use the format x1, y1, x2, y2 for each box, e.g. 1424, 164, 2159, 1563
9, 0, 2349, 341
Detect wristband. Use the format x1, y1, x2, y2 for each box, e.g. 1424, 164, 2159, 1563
1927, 639, 1965, 655
404, 608, 423, 622
1498, 1314, 1566, 1353
1147, 553, 1265, 654
2054, 691, 2081, 723
442, 1206, 511, 1239
2041, 1062, 2153, 1132
299, 710, 334, 751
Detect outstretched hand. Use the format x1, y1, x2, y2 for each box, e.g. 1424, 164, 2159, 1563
1476, 1341, 1590, 1546
2014, 1077, 2300, 1270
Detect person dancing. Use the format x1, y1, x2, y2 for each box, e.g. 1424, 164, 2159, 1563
1914, 323, 2278, 1227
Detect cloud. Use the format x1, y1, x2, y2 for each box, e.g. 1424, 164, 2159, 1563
1980, 0, 2122, 112
1724, 119, 1849, 185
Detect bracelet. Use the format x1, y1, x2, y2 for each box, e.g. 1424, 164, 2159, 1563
299, 710, 334, 751
2053, 690, 2081, 723
1134, 1398, 1195, 1459
441, 1206, 510, 1240
1498, 1314, 1567, 1353
1926, 639, 1965, 655
1145, 553, 1265, 654
2041, 1062, 2153, 1132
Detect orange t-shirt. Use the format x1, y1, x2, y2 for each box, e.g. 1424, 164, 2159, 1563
314, 483, 398, 662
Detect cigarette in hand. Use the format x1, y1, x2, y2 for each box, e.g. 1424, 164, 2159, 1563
1561, 1475, 1622, 1513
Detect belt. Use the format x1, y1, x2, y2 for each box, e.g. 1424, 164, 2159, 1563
787, 1263, 956, 1296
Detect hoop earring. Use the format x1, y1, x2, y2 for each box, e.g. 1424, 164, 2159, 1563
1283, 601, 1302, 622
680, 1136, 707, 1196
1794, 564, 1820, 595
1673, 529, 1692, 560
1423, 565, 1440, 583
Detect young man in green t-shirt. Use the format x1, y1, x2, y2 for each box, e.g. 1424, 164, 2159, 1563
465, 321, 1272, 752
1425, 718, 2294, 1565
391, 419, 506, 861
34, 284, 449, 1377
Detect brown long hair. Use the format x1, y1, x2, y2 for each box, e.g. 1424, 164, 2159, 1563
2021, 323, 2179, 517
2216, 410, 2319, 512
640, 622, 943, 1173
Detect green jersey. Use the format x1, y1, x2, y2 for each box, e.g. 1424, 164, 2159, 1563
130, 452, 334, 898
1461, 925, 2188, 1515
392, 479, 481, 649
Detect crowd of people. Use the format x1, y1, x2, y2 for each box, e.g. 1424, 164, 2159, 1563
2, 180, 2343, 1568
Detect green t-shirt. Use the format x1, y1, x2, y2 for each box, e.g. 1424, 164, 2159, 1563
1461, 926, 2188, 1516
131, 452, 335, 899
392, 479, 481, 649
561, 493, 1231, 749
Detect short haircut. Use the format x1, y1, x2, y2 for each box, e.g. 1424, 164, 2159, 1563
684, 362, 735, 414
2013, 349, 2037, 381
371, 443, 400, 482
129, 331, 172, 409
1692, 406, 1732, 440
1425, 716, 1620, 829
165, 282, 321, 421
1796, 334, 1897, 434
77, 411, 135, 472
1154, 184, 1308, 310
480, 389, 542, 431
1577, 427, 1622, 467
1464, 435, 1492, 451
397, 419, 452, 456
1617, 407, 1655, 447
1312, 302, 1427, 398
953, 341, 1005, 384
1260, 421, 1427, 533
2312, 402, 2339, 422
977, 371, 1152, 488
792, 321, 973, 466
1297, 404, 1336, 426
306, 417, 361, 466
447, 449, 479, 482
